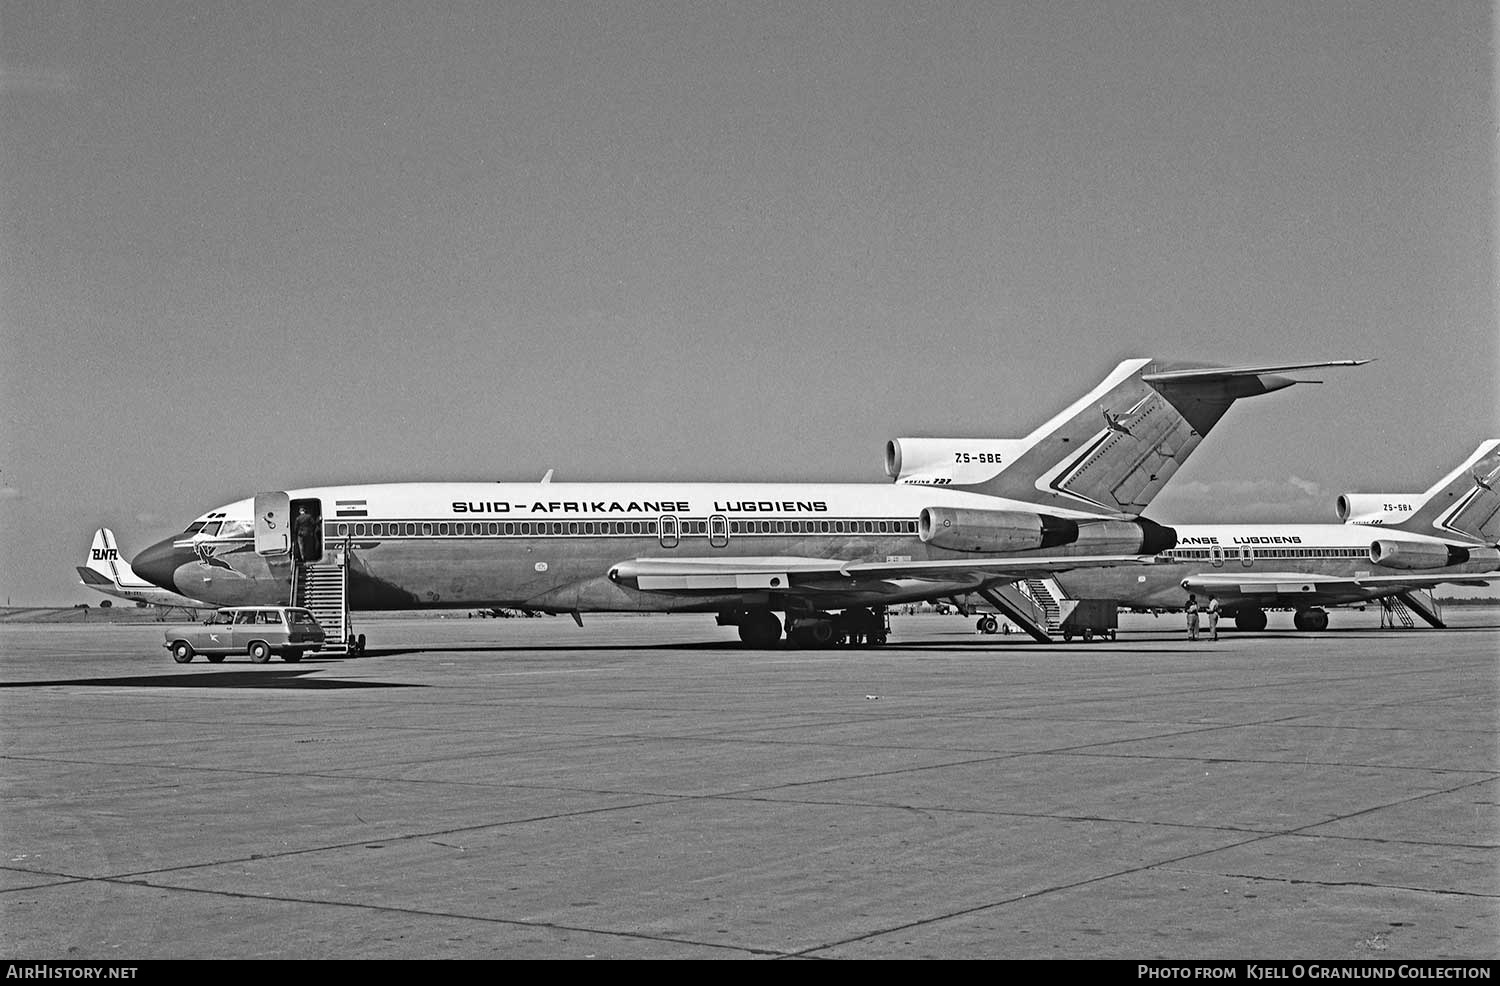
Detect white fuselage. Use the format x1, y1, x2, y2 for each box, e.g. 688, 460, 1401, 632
144, 480, 1148, 612
1052, 522, 1496, 611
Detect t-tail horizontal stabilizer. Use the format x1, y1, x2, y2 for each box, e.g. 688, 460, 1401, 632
886, 358, 1369, 517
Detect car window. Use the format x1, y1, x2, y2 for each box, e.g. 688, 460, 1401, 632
263, 610, 284, 624
291, 611, 318, 627
210, 612, 233, 625
233, 610, 256, 624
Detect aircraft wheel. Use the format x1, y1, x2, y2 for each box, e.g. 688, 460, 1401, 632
1294, 609, 1329, 632
1083, 628, 1093, 641
980, 616, 998, 634
790, 621, 835, 648
738, 610, 782, 648
1061, 629, 1073, 642
248, 641, 272, 664
206, 654, 225, 664
1235, 609, 1267, 632
170, 641, 194, 664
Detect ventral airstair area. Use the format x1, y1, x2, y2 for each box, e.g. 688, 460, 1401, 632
1380, 589, 1444, 629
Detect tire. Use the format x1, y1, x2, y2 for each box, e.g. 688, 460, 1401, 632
170, 641, 194, 664
1235, 609, 1268, 632
980, 616, 998, 634
248, 641, 272, 664
737, 610, 782, 648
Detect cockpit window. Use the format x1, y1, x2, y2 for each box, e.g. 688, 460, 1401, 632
198, 521, 222, 537
218, 519, 253, 539
184, 521, 208, 535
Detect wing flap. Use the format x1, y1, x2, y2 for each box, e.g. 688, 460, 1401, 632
610, 553, 1157, 594
1182, 571, 1493, 597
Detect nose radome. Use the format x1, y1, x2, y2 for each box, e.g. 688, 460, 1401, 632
131, 537, 183, 593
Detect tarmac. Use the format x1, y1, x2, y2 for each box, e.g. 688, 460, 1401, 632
1, 608, 1496, 960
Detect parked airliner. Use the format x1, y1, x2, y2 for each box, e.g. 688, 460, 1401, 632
75, 528, 213, 614
130, 358, 1363, 647
1049, 440, 1500, 630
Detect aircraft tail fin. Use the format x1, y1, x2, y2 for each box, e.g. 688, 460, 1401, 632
79, 528, 147, 589
887, 359, 1369, 517
1394, 440, 1500, 543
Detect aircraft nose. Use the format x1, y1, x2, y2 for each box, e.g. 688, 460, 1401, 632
132, 537, 184, 593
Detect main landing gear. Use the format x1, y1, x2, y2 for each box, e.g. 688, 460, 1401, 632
718, 607, 890, 649
1293, 607, 1329, 631
1233, 608, 1268, 631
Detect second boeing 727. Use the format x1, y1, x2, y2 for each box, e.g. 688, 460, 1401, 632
129, 358, 1362, 647
1048, 440, 1500, 630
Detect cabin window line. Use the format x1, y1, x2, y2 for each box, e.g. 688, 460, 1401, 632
343, 516, 925, 538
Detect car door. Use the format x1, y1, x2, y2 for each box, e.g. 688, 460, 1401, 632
196, 611, 235, 653
232, 609, 260, 651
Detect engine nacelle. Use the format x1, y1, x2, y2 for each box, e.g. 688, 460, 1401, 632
1337, 492, 1421, 526
885, 438, 1027, 486
919, 507, 1076, 552
919, 506, 1176, 555
1368, 539, 1491, 570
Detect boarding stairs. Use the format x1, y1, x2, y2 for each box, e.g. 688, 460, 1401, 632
1024, 579, 1064, 633
975, 581, 1054, 643
291, 549, 351, 654
1380, 590, 1445, 629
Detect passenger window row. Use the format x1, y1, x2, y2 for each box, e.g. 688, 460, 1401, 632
327, 519, 922, 538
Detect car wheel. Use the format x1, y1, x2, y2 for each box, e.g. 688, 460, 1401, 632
248, 641, 271, 664
170, 641, 194, 664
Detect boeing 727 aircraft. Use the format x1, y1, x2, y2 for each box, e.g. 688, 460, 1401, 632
129, 358, 1362, 648
76, 528, 213, 614
1048, 440, 1500, 630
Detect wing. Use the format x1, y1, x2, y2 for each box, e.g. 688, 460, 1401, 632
1180, 570, 1493, 606
608, 553, 1156, 598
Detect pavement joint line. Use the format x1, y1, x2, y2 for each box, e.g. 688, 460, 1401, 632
6, 874, 797, 958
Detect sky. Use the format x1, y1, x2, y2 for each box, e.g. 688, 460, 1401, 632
1, 1, 1495, 606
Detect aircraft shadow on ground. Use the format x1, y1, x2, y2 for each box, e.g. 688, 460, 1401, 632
0, 670, 422, 690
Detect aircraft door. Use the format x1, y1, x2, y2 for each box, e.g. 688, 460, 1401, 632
709, 514, 729, 548
1210, 545, 1224, 568
659, 515, 679, 549
289, 497, 324, 563
1240, 546, 1253, 567
254, 492, 291, 556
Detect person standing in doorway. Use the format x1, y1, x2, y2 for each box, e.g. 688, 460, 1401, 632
293, 506, 319, 564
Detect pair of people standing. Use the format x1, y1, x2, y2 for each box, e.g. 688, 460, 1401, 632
1185, 594, 1220, 641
